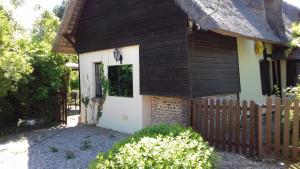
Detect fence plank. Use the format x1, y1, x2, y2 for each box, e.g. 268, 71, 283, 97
188, 99, 192, 127
191, 97, 300, 161
228, 100, 233, 152
197, 99, 203, 134
257, 105, 263, 157
235, 100, 241, 154
274, 97, 281, 158
209, 99, 215, 145
204, 99, 209, 139
283, 99, 291, 159
292, 100, 299, 161
242, 101, 248, 155
215, 99, 221, 149
192, 100, 197, 131
265, 97, 273, 155
249, 101, 256, 157
222, 100, 227, 151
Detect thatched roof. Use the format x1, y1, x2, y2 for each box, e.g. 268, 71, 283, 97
53, 0, 297, 54
175, 0, 289, 43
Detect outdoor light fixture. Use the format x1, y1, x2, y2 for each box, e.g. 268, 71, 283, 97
113, 48, 123, 64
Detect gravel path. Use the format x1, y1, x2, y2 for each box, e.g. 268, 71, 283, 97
0, 115, 289, 169
218, 152, 286, 169
0, 116, 128, 169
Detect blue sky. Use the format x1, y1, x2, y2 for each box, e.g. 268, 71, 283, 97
1, 0, 299, 31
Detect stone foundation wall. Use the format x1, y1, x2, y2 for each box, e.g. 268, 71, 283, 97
151, 94, 238, 126
151, 96, 189, 126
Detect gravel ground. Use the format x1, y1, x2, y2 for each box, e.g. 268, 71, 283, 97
218, 152, 286, 169
0, 115, 129, 169
0, 115, 289, 169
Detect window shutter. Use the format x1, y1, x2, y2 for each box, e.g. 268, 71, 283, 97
260, 60, 272, 95
287, 61, 297, 87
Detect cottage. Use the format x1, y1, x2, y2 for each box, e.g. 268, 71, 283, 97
53, 0, 299, 133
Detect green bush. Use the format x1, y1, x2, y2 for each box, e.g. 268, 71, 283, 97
89, 124, 219, 169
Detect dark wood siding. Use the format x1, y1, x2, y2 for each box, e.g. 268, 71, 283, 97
188, 30, 241, 97
76, 0, 190, 97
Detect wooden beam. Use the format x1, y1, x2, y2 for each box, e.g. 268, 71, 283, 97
63, 33, 76, 50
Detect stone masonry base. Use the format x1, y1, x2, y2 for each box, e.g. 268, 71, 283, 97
151, 96, 189, 126
151, 94, 238, 126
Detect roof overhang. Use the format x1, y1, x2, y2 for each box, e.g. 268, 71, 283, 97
52, 0, 86, 54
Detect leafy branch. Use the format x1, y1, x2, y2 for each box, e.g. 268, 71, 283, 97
286, 22, 300, 56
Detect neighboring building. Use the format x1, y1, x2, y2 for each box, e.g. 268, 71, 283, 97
53, 0, 298, 133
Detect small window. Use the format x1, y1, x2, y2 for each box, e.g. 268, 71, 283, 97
108, 65, 133, 97
95, 63, 103, 98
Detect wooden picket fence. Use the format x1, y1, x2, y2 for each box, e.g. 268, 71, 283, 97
260, 97, 300, 161
191, 97, 300, 161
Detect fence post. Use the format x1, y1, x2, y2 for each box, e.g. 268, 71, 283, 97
192, 99, 197, 131
274, 97, 281, 157
256, 104, 263, 157
188, 99, 192, 127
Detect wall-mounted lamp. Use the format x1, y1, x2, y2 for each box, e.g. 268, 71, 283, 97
255, 41, 264, 56
113, 48, 123, 64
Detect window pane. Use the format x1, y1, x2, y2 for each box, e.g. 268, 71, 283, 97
108, 65, 133, 97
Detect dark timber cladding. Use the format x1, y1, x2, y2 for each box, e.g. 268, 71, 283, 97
188, 30, 241, 97
76, 0, 190, 97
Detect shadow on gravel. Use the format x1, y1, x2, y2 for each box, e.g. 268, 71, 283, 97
24, 113, 128, 169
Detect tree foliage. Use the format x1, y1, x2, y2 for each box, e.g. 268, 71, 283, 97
0, 8, 32, 97
0, 6, 73, 125
290, 22, 300, 47
9, 0, 24, 8
53, 0, 67, 20
287, 22, 300, 55
16, 11, 71, 119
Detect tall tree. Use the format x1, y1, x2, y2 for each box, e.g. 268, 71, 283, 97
53, 0, 67, 20
290, 22, 300, 46
0, 8, 32, 97
286, 22, 300, 55
9, 0, 24, 8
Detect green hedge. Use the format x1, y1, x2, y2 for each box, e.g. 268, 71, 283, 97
90, 124, 219, 169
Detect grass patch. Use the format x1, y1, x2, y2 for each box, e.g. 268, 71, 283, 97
80, 140, 92, 151
84, 135, 91, 139
65, 151, 75, 160
109, 134, 116, 139
49, 147, 59, 153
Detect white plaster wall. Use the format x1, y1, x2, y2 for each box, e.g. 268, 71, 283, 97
280, 60, 287, 90
142, 96, 152, 128
79, 45, 151, 134
237, 38, 266, 104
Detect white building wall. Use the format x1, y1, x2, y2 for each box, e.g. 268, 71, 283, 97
280, 60, 287, 90
237, 38, 267, 104
79, 45, 151, 134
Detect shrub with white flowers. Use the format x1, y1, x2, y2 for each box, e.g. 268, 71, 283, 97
89, 124, 219, 169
